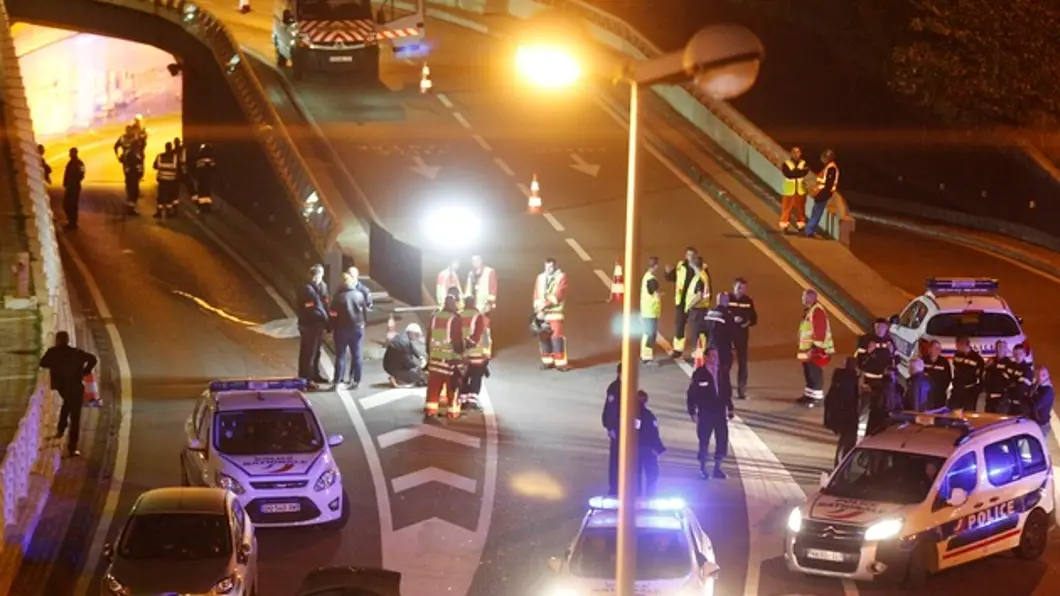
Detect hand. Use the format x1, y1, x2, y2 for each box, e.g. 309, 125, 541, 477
734, 316, 744, 323
690, 413, 698, 424
665, 264, 674, 274
608, 430, 617, 440
727, 410, 735, 420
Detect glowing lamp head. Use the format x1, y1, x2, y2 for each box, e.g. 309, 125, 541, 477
515, 44, 582, 89
682, 24, 764, 100
423, 204, 482, 249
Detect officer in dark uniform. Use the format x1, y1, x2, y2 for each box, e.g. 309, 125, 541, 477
705, 292, 737, 400
1005, 343, 1034, 415
636, 390, 666, 496
193, 143, 217, 213
983, 340, 1013, 413
950, 336, 985, 411
663, 247, 699, 358
121, 144, 144, 215
602, 364, 621, 496
922, 340, 953, 410
297, 264, 331, 389
853, 318, 896, 397
728, 277, 757, 399
62, 148, 85, 230
687, 348, 734, 480
39, 331, 98, 457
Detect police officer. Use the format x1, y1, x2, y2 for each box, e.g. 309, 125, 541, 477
1005, 343, 1034, 415
297, 264, 330, 388
193, 144, 217, 213
664, 247, 698, 359
687, 348, 734, 480
684, 256, 712, 361
173, 137, 194, 203
640, 257, 663, 365
636, 390, 666, 496
62, 148, 85, 230
39, 331, 98, 457
153, 142, 180, 218
705, 292, 736, 399
983, 341, 1013, 413
854, 318, 896, 397
728, 278, 757, 399
951, 336, 985, 411
121, 143, 144, 215
922, 340, 952, 410
602, 364, 621, 495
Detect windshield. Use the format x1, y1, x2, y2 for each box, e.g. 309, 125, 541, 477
569, 526, 693, 580
826, 448, 946, 505
214, 408, 323, 455
298, 0, 372, 20
926, 312, 1020, 338
119, 513, 231, 560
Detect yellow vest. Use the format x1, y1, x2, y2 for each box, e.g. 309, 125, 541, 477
684, 268, 711, 312
782, 159, 807, 196
798, 302, 835, 359
429, 312, 462, 361
674, 261, 692, 306
460, 308, 486, 359
640, 271, 661, 318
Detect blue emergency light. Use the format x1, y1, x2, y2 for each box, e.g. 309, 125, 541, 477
209, 378, 308, 392
588, 496, 686, 512
926, 277, 999, 295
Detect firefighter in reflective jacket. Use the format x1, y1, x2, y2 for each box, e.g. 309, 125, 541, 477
640, 257, 663, 364
854, 318, 897, 397
780, 146, 808, 232
797, 288, 835, 407
664, 247, 699, 358
113, 125, 136, 160
436, 259, 462, 306
465, 255, 497, 357
426, 294, 465, 419
153, 142, 180, 219
533, 257, 569, 371
459, 295, 489, 409
193, 144, 217, 213
806, 149, 839, 237
121, 144, 144, 215
684, 256, 713, 363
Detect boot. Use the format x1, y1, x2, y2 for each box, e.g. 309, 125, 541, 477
699, 461, 709, 480
712, 464, 727, 480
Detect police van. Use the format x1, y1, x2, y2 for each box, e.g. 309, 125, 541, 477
180, 378, 349, 529
889, 278, 1027, 378
543, 496, 721, 595
785, 409, 1053, 586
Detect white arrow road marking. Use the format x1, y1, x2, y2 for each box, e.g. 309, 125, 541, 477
391, 467, 478, 494
378, 424, 483, 449
360, 387, 426, 410
410, 155, 442, 180
569, 153, 601, 177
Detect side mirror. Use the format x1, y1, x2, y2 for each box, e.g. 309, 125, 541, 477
701, 561, 721, 577
237, 542, 251, 564
547, 556, 563, 573
1017, 316, 1025, 325
946, 487, 969, 508
328, 434, 344, 447
187, 436, 205, 451
282, 9, 295, 24
103, 542, 114, 561
819, 471, 830, 489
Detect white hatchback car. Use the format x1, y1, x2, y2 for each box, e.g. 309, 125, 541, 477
181, 378, 348, 529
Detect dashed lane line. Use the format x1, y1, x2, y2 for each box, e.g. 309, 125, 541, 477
452, 112, 472, 129
378, 425, 483, 450
516, 182, 532, 197
542, 212, 566, 232
493, 157, 515, 176
359, 387, 426, 410
593, 269, 612, 287
565, 237, 593, 262
437, 93, 454, 109
471, 134, 492, 152
391, 467, 478, 494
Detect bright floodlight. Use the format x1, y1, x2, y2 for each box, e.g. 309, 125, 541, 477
423, 204, 481, 248
515, 44, 581, 89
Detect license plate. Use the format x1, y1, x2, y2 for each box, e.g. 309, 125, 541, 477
806, 548, 844, 562
261, 502, 300, 513
329, 56, 354, 63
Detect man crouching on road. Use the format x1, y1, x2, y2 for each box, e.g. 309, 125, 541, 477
384, 323, 427, 388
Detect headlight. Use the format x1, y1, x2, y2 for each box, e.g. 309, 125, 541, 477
104, 573, 129, 595
864, 518, 903, 541
215, 471, 246, 495
545, 587, 580, 596
213, 574, 240, 594
314, 467, 339, 491
786, 507, 803, 533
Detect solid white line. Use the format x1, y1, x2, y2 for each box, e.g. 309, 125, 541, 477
377, 425, 482, 450
436, 93, 454, 109
493, 157, 515, 177
0, 373, 36, 381
542, 212, 565, 232
515, 182, 532, 197
391, 467, 477, 494
359, 387, 426, 410
64, 237, 134, 596
565, 238, 593, 262
471, 134, 492, 152
594, 269, 612, 287
452, 112, 472, 129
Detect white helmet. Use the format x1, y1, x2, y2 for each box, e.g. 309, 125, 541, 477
405, 323, 423, 336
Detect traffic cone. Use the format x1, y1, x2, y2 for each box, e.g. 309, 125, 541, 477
238, 0, 251, 13
527, 174, 542, 214
609, 261, 624, 302
83, 373, 102, 407
386, 314, 398, 340
420, 63, 432, 93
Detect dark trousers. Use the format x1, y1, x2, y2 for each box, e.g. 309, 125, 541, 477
124, 175, 140, 206
297, 325, 325, 380
688, 308, 709, 354
717, 351, 733, 400
57, 389, 83, 452
640, 452, 659, 496
63, 186, 81, 227
835, 426, 858, 467
673, 305, 689, 353
734, 333, 749, 394
461, 362, 487, 396
333, 325, 364, 384
696, 414, 728, 465
389, 367, 427, 387
806, 196, 830, 236
984, 394, 1009, 414
607, 437, 619, 495
640, 317, 658, 361
802, 361, 824, 400
950, 386, 980, 411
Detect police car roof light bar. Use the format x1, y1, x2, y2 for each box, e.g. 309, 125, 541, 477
588, 496, 686, 511
954, 417, 1028, 446
926, 277, 999, 295
889, 410, 972, 431
209, 378, 309, 392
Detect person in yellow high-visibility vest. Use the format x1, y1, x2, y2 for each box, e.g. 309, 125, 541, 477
797, 288, 835, 407
640, 257, 664, 365
663, 247, 699, 358
684, 256, 713, 363
780, 146, 808, 232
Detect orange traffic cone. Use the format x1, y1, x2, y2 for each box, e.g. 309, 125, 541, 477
386, 314, 398, 340
609, 261, 624, 302
84, 373, 102, 406
527, 174, 542, 214
238, 0, 251, 13
420, 63, 432, 93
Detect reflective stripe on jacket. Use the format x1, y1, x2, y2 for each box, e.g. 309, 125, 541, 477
429, 311, 462, 361
782, 159, 807, 195
816, 162, 839, 193
533, 271, 567, 321
465, 266, 497, 312
155, 154, 178, 181
460, 308, 487, 360
684, 269, 712, 312
436, 268, 462, 305
641, 271, 661, 318
798, 302, 835, 360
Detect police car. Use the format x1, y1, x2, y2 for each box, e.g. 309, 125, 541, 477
889, 278, 1027, 378
542, 496, 720, 595
785, 409, 1053, 586
180, 378, 349, 529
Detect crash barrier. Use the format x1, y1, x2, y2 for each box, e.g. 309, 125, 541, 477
418, 0, 854, 244
0, 0, 70, 577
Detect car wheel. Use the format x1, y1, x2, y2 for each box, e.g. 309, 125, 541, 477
902, 541, 933, 589
1014, 509, 1049, 560
320, 491, 351, 531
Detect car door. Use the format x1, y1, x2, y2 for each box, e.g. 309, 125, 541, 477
928, 451, 982, 570
183, 399, 211, 486
230, 497, 256, 588
979, 434, 1049, 558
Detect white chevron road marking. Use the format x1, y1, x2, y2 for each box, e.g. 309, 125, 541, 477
359, 387, 426, 410
377, 424, 483, 450
391, 467, 478, 494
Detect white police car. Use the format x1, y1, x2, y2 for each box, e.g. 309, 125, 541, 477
542, 496, 720, 595
180, 378, 349, 529
785, 409, 1053, 586
889, 278, 1027, 378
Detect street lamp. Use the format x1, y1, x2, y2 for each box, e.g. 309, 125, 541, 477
515, 18, 763, 596
422, 204, 483, 249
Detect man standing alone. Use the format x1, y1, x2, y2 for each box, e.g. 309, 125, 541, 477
39, 331, 97, 457
63, 147, 85, 229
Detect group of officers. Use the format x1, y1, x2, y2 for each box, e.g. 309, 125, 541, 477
112, 116, 217, 218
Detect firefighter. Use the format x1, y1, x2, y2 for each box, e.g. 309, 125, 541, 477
728, 278, 757, 399
465, 255, 497, 356
131, 115, 148, 152
193, 143, 217, 213
704, 292, 736, 398
950, 336, 985, 411
640, 257, 663, 365
532, 257, 569, 371
806, 149, 839, 237
664, 247, 699, 359
62, 148, 85, 230
435, 259, 462, 306
853, 318, 896, 398
459, 295, 489, 410
113, 125, 135, 160
173, 137, 191, 210
602, 364, 621, 495
121, 143, 144, 215
684, 256, 712, 363
153, 142, 180, 219
983, 340, 1013, 413
922, 340, 952, 410
779, 146, 808, 233
425, 293, 464, 419
1005, 343, 1034, 415
687, 348, 733, 480
797, 289, 834, 407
